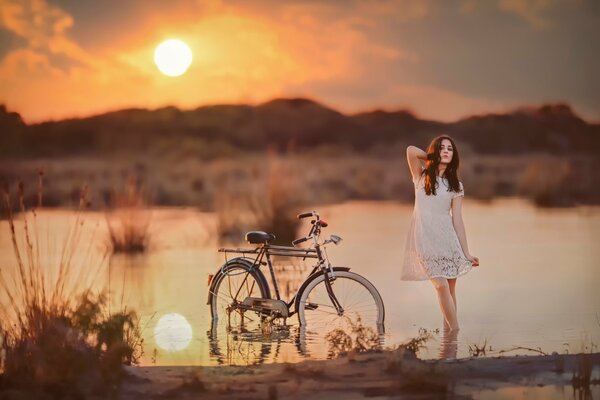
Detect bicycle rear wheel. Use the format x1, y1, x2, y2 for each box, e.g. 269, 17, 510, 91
210, 262, 269, 331
297, 271, 384, 332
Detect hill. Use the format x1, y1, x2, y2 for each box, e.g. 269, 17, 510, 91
1, 99, 598, 158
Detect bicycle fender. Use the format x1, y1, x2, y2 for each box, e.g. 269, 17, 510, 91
207, 257, 271, 305
293, 266, 350, 313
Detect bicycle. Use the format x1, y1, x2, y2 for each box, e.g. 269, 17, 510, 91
207, 211, 385, 334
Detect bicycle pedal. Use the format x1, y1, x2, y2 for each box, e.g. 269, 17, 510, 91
305, 303, 319, 310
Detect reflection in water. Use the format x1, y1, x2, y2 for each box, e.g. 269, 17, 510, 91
207, 321, 289, 366
322, 318, 385, 358
207, 319, 386, 365
469, 384, 600, 400
438, 328, 459, 359
154, 313, 193, 352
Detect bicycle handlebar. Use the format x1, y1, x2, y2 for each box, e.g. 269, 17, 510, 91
294, 211, 326, 246
298, 211, 316, 219
292, 236, 311, 246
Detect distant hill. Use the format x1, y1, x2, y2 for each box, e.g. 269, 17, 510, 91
1, 99, 598, 158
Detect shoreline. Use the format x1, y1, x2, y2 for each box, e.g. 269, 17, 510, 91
120, 350, 600, 399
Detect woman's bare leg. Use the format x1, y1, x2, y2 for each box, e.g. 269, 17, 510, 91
431, 278, 459, 331
448, 278, 457, 318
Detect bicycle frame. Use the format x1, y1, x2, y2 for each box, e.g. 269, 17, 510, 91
217, 238, 344, 318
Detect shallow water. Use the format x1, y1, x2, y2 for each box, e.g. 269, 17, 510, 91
467, 385, 600, 400
1, 199, 599, 366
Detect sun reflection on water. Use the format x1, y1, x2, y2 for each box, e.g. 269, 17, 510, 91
154, 313, 193, 352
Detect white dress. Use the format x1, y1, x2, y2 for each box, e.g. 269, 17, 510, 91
401, 172, 473, 281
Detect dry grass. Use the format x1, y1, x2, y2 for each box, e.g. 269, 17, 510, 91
0, 178, 142, 397
105, 177, 152, 253
572, 353, 593, 389
497, 345, 547, 356
402, 328, 438, 356
570, 334, 600, 390
214, 151, 303, 245
213, 184, 254, 244
468, 340, 490, 357
2, 153, 598, 212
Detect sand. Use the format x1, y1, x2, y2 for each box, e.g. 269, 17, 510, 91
119, 350, 600, 399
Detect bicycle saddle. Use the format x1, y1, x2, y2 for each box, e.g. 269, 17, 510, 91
245, 231, 276, 244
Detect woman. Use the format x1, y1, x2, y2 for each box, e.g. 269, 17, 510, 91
402, 135, 479, 332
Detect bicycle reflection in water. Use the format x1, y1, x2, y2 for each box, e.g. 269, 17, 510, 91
206, 317, 386, 366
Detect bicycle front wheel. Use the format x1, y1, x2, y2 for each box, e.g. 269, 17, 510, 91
297, 271, 384, 331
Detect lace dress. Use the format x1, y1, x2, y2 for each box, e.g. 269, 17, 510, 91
401, 173, 473, 281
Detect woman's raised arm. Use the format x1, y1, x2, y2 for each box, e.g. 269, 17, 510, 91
406, 145, 427, 183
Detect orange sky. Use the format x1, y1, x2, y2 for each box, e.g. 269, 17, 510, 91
0, 0, 598, 123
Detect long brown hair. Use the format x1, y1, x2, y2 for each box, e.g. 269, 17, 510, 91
422, 135, 462, 196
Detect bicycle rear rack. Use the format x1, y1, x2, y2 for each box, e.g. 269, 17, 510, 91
218, 245, 319, 259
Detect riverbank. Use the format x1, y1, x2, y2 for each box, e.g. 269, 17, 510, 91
119, 350, 600, 399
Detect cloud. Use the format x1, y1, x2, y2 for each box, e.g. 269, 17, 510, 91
226, 1, 419, 84
0, 0, 95, 72
498, 0, 554, 29
458, 0, 478, 15
352, 0, 431, 21
0, 0, 72, 42
0, 48, 52, 74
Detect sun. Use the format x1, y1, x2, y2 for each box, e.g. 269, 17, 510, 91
154, 39, 193, 77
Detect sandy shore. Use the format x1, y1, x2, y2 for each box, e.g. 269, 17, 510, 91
120, 350, 600, 399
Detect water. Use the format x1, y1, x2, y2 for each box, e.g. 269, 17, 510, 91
466, 385, 600, 399
1, 199, 599, 366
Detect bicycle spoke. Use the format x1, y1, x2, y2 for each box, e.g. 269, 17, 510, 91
211, 266, 265, 331
299, 272, 384, 331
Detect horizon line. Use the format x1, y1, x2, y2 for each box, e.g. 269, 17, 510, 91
2, 97, 598, 126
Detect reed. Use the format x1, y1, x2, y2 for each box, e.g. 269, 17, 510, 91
401, 327, 437, 356
105, 177, 152, 253
468, 340, 489, 357
249, 152, 302, 245
572, 353, 592, 389
0, 178, 142, 397
214, 152, 302, 245
213, 183, 252, 244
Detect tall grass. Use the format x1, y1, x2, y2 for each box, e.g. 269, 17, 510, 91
105, 178, 152, 253
215, 152, 303, 245
248, 152, 303, 245
5, 153, 598, 211
0, 178, 142, 397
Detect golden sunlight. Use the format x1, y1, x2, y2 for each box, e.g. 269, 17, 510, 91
153, 313, 193, 352
154, 39, 193, 77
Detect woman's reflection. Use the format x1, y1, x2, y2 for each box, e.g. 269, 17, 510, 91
438, 327, 458, 359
